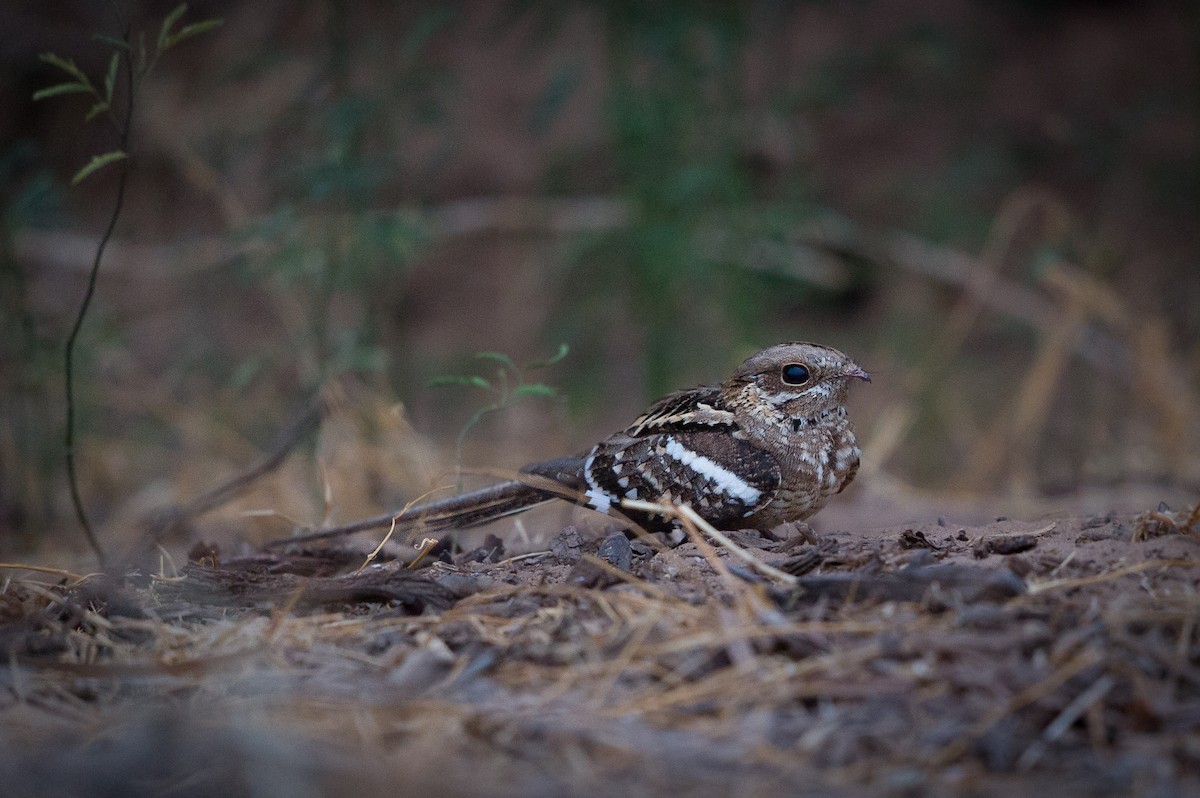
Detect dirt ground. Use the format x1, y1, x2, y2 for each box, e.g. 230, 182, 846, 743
1, 504, 1197, 797
2, 3, 1197, 795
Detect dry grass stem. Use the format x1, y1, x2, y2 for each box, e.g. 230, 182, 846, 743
620, 498, 798, 585
1027, 558, 1199, 594
0, 563, 92, 582
2, 505, 1195, 793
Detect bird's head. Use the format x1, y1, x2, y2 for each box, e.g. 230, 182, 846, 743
723, 342, 870, 420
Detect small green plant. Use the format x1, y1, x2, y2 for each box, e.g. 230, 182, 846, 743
429, 344, 569, 489
34, 4, 222, 566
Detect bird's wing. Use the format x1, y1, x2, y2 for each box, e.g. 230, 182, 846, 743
623, 385, 737, 436
585, 424, 781, 530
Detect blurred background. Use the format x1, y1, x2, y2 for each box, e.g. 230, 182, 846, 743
1, 0, 1197, 562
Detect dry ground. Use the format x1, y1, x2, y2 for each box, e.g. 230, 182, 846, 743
1, 506, 1198, 797
3, 4, 1197, 796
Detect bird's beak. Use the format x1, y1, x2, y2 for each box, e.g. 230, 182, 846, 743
843, 363, 871, 383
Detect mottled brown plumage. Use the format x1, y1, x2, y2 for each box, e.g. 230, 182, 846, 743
324, 343, 869, 542
581, 342, 869, 534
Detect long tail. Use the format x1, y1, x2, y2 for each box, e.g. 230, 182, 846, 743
268, 456, 586, 546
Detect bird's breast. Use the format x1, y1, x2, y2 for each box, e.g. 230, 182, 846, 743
743, 415, 860, 528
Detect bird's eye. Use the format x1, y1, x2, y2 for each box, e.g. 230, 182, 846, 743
781, 363, 811, 385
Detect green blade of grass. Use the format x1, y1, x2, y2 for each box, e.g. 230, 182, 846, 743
70, 150, 127, 186
33, 82, 93, 101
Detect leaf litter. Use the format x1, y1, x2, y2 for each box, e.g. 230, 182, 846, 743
0, 508, 1198, 796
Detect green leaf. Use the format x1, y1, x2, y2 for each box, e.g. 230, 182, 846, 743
428, 374, 491, 390
70, 150, 127, 186
104, 52, 119, 102
84, 100, 110, 123
164, 19, 224, 50
92, 34, 131, 52
473, 351, 514, 369
32, 82, 92, 101
158, 4, 189, 51
38, 52, 90, 84
527, 342, 570, 370
513, 383, 556, 398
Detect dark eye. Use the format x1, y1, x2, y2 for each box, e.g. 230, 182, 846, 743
781, 363, 810, 385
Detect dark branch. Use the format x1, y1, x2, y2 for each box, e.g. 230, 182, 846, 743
146, 391, 329, 541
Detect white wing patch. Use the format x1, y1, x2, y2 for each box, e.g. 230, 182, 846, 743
663, 437, 763, 506
583, 450, 612, 513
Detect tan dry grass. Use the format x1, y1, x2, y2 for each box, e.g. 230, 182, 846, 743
2, 511, 1199, 795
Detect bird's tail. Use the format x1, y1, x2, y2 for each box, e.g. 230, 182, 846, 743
270, 456, 586, 546
410, 455, 587, 531
392, 479, 557, 531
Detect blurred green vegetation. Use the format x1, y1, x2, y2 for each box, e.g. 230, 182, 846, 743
1, 0, 1196, 552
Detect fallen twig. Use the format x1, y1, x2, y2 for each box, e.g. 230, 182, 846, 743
142, 390, 329, 543
620, 498, 798, 585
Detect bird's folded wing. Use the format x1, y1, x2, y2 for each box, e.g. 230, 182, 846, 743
624, 386, 735, 436
586, 429, 780, 530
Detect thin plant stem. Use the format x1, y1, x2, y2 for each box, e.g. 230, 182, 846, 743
63, 19, 136, 570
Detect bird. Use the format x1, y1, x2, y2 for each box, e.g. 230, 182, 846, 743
282, 342, 869, 546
